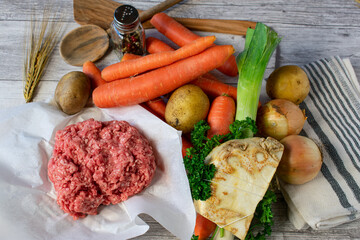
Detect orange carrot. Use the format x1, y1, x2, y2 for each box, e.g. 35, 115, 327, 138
93, 45, 235, 108
121, 53, 141, 61
201, 72, 220, 82
122, 55, 168, 120
191, 76, 237, 100
150, 12, 238, 77
122, 56, 168, 120
140, 97, 166, 121
181, 136, 193, 157
192, 76, 260, 107
151, 14, 199, 46
217, 54, 238, 77
207, 95, 236, 139
146, 38, 219, 84
194, 213, 217, 240
146, 37, 175, 53
101, 36, 216, 81
82, 61, 107, 89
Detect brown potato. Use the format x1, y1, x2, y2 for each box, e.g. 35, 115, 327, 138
55, 71, 91, 115
165, 84, 210, 134
266, 65, 310, 105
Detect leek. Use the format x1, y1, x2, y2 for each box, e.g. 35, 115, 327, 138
235, 23, 281, 125
235, 22, 281, 240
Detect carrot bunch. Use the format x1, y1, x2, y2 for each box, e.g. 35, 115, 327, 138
150, 12, 238, 77
93, 44, 234, 107
145, 35, 238, 101
82, 12, 240, 109
101, 35, 216, 81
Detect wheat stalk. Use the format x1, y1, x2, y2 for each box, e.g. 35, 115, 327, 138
23, 6, 62, 103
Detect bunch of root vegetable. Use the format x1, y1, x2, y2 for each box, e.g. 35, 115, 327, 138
83, 13, 281, 240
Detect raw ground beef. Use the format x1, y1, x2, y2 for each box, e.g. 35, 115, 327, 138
48, 118, 156, 219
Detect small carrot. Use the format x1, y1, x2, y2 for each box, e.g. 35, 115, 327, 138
146, 37, 175, 53
93, 45, 235, 108
150, 12, 238, 77
217, 54, 238, 77
140, 97, 166, 121
101, 36, 216, 81
201, 72, 220, 82
82, 61, 107, 89
194, 213, 217, 240
191, 76, 237, 100
121, 53, 141, 61
181, 136, 193, 157
207, 95, 236, 139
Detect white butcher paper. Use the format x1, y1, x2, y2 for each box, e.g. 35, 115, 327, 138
0, 101, 195, 240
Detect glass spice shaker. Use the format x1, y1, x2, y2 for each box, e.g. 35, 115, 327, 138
109, 5, 146, 60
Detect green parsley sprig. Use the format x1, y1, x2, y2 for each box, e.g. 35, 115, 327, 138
245, 189, 277, 240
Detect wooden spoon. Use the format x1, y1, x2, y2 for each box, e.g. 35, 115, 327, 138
60, 24, 109, 66
73, 0, 256, 35
60, 0, 183, 66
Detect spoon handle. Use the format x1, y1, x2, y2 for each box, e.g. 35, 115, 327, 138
139, 0, 184, 22
73, 0, 255, 36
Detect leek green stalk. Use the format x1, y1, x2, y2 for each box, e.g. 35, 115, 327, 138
235, 23, 281, 123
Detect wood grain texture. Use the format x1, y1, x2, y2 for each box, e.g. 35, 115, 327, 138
0, 0, 360, 239
59, 24, 109, 66
73, 0, 120, 29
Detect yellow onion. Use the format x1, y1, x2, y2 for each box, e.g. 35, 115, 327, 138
277, 135, 323, 185
256, 99, 306, 140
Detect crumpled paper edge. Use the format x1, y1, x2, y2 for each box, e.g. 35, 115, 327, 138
0, 101, 195, 240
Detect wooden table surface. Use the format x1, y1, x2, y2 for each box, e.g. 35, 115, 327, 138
1, 0, 360, 239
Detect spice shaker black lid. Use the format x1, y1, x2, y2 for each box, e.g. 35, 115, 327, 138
114, 5, 139, 26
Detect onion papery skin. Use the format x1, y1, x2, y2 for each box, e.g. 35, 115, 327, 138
256, 99, 306, 140
277, 135, 323, 185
